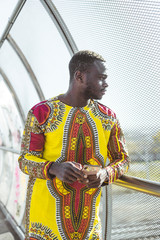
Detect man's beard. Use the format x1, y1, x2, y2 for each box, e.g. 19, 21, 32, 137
84, 85, 101, 100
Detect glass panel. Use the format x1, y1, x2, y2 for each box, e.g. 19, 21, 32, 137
0, 76, 23, 150
10, 0, 71, 100
111, 185, 160, 239
0, 76, 28, 225
0, 151, 14, 206
0, 0, 18, 38
0, 42, 40, 116
0, 150, 28, 226
6, 153, 28, 225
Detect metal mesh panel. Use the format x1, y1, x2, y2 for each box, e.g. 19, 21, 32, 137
111, 185, 160, 240
53, 0, 160, 239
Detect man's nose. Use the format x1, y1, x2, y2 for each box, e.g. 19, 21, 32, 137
103, 81, 108, 88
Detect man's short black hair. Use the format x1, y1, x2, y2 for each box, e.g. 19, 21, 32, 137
69, 50, 106, 80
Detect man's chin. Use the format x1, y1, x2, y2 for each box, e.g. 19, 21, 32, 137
86, 92, 103, 100
92, 95, 103, 100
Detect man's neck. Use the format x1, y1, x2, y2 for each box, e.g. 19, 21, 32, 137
58, 91, 90, 108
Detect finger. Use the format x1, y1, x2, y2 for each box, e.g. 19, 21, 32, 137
64, 168, 88, 183
64, 169, 81, 182
69, 165, 87, 180
78, 179, 89, 184
87, 182, 100, 188
63, 177, 75, 184
71, 162, 83, 170
87, 174, 98, 181
64, 175, 88, 185
65, 168, 83, 180
62, 162, 87, 181
87, 179, 101, 188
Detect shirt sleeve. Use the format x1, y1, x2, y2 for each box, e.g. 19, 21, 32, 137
105, 119, 130, 184
18, 110, 52, 180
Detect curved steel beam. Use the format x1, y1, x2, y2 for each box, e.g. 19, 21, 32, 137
0, 67, 25, 123
0, 0, 27, 48
40, 0, 78, 56
115, 175, 160, 198
7, 34, 45, 101
0, 146, 19, 154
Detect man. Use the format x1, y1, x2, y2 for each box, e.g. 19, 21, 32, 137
18, 50, 130, 240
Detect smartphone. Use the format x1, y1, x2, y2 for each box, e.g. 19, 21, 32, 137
83, 165, 102, 175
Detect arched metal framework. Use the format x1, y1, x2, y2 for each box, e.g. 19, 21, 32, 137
7, 34, 45, 101
0, 67, 25, 123
40, 0, 78, 55
0, 0, 27, 48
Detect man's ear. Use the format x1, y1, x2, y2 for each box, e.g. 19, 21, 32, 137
74, 70, 84, 83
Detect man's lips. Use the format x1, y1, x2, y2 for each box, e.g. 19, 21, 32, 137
101, 89, 107, 94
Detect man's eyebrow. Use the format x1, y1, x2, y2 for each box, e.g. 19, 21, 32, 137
99, 73, 108, 78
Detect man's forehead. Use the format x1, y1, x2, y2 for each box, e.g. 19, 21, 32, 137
93, 60, 107, 72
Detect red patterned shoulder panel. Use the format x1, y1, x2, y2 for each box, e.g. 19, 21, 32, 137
31, 100, 51, 126
30, 98, 65, 132
97, 102, 116, 119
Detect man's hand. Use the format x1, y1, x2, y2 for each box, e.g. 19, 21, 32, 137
49, 161, 88, 184
86, 168, 109, 188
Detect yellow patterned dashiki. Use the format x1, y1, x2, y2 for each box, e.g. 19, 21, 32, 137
18, 96, 130, 240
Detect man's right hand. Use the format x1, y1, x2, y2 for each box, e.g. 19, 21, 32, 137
48, 161, 88, 184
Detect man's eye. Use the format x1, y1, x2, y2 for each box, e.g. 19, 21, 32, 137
99, 77, 106, 81
99, 75, 107, 80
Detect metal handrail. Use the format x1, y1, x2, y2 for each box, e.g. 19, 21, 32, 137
115, 175, 160, 198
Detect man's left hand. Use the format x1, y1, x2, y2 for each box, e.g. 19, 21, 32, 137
86, 168, 108, 188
